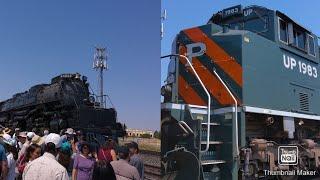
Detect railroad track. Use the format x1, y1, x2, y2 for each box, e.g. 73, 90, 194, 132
140, 150, 161, 180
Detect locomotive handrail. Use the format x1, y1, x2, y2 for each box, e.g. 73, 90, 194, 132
179, 121, 194, 134
212, 70, 239, 156
178, 122, 189, 135
161, 54, 211, 153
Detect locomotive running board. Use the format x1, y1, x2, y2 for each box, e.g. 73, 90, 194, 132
215, 106, 320, 121
162, 103, 320, 121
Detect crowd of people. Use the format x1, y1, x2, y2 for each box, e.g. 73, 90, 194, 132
0, 127, 144, 180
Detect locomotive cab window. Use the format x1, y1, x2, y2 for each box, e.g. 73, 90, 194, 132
293, 28, 306, 50
307, 34, 316, 57
244, 16, 268, 33
278, 18, 288, 43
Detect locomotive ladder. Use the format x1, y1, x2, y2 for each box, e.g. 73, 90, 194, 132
162, 54, 239, 179
176, 54, 230, 178
181, 54, 240, 179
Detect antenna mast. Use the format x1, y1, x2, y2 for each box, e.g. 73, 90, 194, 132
161, 9, 167, 39
93, 47, 108, 108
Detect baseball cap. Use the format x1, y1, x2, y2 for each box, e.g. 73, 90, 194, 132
27, 132, 35, 139
45, 133, 62, 148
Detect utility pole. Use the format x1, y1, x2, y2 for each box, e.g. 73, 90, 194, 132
93, 47, 108, 108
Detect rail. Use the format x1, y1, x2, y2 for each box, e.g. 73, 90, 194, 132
212, 70, 239, 156
161, 54, 211, 153
140, 150, 161, 180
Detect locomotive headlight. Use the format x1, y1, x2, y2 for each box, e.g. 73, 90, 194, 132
161, 85, 172, 96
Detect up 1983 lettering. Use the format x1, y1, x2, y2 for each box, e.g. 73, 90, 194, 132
283, 54, 317, 78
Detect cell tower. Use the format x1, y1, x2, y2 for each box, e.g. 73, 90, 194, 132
161, 9, 167, 39
93, 47, 108, 108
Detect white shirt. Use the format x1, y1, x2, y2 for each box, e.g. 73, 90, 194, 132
7, 153, 16, 180
18, 141, 30, 159
22, 152, 69, 180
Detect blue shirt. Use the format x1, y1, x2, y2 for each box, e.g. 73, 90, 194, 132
129, 154, 144, 180
0, 144, 7, 161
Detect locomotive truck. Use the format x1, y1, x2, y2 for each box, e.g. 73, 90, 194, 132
161, 5, 320, 180
0, 73, 125, 139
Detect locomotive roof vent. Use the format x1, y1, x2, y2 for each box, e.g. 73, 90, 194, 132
299, 92, 309, 112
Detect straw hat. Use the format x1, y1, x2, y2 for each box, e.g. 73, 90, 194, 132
31, 135, 44, 146
3, 128, 11, 135
0, 128, 11, 137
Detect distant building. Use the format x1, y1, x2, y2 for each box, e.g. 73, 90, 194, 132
126, 128, 154, 138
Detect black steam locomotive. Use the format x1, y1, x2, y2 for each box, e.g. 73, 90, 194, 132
0, 73, 125, 137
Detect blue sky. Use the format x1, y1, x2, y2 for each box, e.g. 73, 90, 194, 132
161, 0, 320, 84
0, 0, 160, 130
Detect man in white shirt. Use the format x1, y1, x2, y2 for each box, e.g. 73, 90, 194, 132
17, 132, 29, 159
22, 133, 69, 180
3, 135, 17, 180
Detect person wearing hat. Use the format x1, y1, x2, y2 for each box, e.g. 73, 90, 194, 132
2, 128, 11, 136
2, 134, 16, 180
22, 133, 69, 180
17, 132, 29, 159
110, 146, 140, 180
31, 135, 44, 147
65, 128, 75, 136
127, 141, 144, 180
26, 132, 35, 141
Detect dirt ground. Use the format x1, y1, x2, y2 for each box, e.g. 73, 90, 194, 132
118, 137, 160, 152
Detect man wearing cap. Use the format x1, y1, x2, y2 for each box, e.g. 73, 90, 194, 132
2, 134, 16, 180
22, 133, 69, 180
17, 132, 29, 159
111, 146, 140, 180
128, 142, 144, 180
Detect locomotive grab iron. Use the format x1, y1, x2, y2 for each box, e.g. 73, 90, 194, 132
161, 5, 320, 180
0, 73, 125, 138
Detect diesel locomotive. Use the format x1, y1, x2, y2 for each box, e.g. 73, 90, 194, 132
0, 73, 125, 138
161, 5, 320, 180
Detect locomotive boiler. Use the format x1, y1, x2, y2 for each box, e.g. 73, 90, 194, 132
0, 73, 125, 137
161, 5, 320, 180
